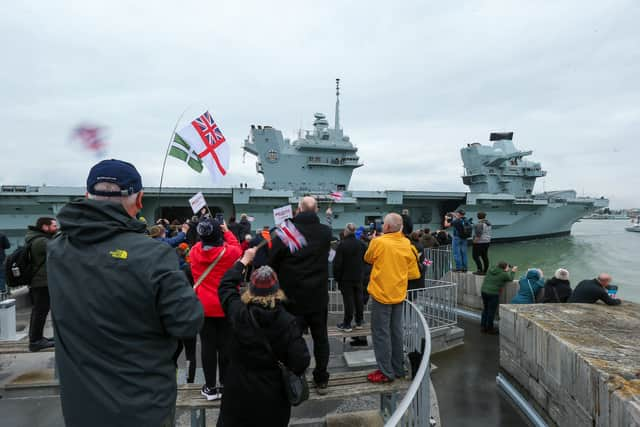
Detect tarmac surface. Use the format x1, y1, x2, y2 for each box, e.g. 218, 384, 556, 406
431, 318, 525, 427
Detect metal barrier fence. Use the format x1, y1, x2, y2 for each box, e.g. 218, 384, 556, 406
407, 280, 458, 331
383, 299, 432, 426
329, 277, 457, 333
423, 245, 453, 281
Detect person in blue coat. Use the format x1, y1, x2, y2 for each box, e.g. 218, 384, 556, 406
511, 268, 545, 304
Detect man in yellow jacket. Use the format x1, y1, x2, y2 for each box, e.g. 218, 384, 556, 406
364, 213, 420, 383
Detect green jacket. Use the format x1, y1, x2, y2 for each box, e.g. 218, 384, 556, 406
481, 266, 515, 295
24, 227, 53, 288
48, 198, 204, 427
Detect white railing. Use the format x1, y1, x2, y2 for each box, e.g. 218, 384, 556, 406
383, 299, 432, 426
407, 280, 458, 331
423, 246, 453, 281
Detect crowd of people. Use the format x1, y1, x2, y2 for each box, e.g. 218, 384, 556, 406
2, 158, 625, 426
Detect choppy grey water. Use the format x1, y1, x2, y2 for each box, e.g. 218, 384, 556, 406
488, 219, 640, 303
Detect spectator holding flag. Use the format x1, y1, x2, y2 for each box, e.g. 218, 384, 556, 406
269, 196, 333, 395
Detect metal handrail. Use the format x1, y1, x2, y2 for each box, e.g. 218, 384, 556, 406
385, 299, 432, 426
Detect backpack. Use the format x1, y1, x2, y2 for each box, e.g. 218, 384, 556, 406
459, 218, 473, 239
3, 242, 41, 288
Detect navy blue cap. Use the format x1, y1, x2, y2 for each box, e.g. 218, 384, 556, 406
87, 159, 143, 196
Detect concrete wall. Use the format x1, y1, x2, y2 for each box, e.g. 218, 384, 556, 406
444, 271, 518, 311
500, 303, 640, 427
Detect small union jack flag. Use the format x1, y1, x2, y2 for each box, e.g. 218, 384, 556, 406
275, 219, 308, 253
329, 191, 343, 201
72, 124, 108, 156
423, 259, 433, 267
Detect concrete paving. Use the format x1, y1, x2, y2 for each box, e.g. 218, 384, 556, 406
430, 318, 525, 427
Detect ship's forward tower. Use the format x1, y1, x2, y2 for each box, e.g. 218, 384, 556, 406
242, 80, 362, 192
461, 132, 546, 197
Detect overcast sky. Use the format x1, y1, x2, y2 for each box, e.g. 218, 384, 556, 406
1, 0, 638, 208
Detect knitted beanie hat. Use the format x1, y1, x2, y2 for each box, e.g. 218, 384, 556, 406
249, 266, 279, 297
197, 218, 223, 245
554, 268, 570, 281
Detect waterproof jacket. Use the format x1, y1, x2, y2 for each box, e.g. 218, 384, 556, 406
25, 227, 53, 288
269, 212, 332, 315
47, 198, 204, 427
568, 279, 621, 305
481, 266, 515, 295
190, 230, 242, 317
364, 231, 421, 305
541, 277, 572, 303
408, 239, 425, 292
238, 218, 251, 240
218, 262, 310, 427
511, 270, 545, 304
333, 234, 366, 283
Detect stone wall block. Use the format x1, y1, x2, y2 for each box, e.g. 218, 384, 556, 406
499, 306, 516, 342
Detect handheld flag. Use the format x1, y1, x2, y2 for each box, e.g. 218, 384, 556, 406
329, 191, 343, 201
175, 111, 230, 183
275, 219, 307, 253
72, 124, 108, 157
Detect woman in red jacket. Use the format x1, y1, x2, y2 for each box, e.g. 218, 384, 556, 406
189, 218, 242, 400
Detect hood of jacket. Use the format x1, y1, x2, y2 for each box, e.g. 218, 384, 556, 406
25, 227, 52, 244
56, 198, 147, 245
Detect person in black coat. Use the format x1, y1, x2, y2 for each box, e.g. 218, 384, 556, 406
333, 223, 366, 331
269, 196, 332, 394
541, 268, 572, 303
408, 230, 425, 295
568, 273, 621, 305
218, 248, 310, 427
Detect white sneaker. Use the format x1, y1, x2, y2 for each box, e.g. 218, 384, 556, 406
201, 385, 221, 401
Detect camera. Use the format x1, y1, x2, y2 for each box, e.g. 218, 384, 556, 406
215, 213, 225, 223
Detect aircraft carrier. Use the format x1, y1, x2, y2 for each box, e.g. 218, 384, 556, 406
0, 81, 608, 243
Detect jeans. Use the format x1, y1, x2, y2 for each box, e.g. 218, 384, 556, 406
480, 292, 500, 331
29, 287, 50, 342
370, 298, 405, 379
296, 309, 330, 384
339, 280, 364, 326
200, 317, 228, 388
452, 236, 468, 270
472, 243, 490, 273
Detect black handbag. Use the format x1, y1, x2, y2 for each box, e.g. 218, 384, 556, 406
248, 307, 309, 406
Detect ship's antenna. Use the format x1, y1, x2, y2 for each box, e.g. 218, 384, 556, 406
334, 78, 340, 130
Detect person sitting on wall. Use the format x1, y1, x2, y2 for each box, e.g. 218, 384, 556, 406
480, 261, 517, 334
568, 273, 621, 305
541, 268, 572, 303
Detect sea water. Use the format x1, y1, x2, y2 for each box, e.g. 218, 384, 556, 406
488, 219, 640, 303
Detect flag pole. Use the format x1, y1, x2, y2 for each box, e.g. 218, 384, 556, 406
156, 107, 191, 219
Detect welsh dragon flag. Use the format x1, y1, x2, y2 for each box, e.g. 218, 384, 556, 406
171, 111, 230, 183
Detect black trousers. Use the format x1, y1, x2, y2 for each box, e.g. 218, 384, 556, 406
472, 243, 490, 273
480, 292, 500, 331
200, 317, 228, 388
29, 287, 50, 342
339, 280, 364, 326
296, 309, 330, 384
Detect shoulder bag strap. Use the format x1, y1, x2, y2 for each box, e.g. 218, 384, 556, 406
526, 280, 536, 301
193, 246, 226, 290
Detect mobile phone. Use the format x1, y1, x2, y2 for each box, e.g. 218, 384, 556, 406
215, 213, 224, 223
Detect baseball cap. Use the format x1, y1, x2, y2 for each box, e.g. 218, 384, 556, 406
87, 159, 143, 196
456, 208, 466, 215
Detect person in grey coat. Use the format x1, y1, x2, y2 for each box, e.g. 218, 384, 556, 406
472, 212, 492, 275
48, 159, 204, 427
